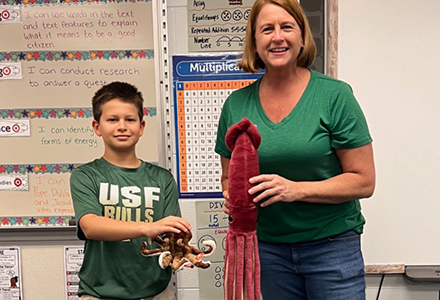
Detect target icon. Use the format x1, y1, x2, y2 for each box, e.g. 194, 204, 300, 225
2, 66, 11, 76
1, 10, 10, 20
14, 178, 22, 187
12, 124, 20, 132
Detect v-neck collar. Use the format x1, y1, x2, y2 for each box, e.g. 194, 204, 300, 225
255, 69, 314, 130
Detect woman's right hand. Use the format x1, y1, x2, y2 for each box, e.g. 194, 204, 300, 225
222, 190, 230, 215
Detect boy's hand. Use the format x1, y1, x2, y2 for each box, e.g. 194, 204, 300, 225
146, 216, 191, 238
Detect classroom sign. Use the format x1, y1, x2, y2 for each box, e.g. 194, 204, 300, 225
195, 200, 228, 300
0, 6, 20, 24
0, 120, 30, 137
172, 54, 263, 198
64, 246, 84, 300
0, 174, 28, 191
187, 0, 255, 52
0, 63, 22, 80
0, 247, 23, 300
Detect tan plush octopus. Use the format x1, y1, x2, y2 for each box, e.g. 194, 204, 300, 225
140, 230, 216, 271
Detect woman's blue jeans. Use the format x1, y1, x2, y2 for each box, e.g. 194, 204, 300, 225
258, 230, 366, 300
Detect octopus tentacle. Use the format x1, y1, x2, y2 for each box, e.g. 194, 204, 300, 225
158, 251, 172, 269
141, 231, 215, 271
172, 257, 194, 271
190, 239, 217, 258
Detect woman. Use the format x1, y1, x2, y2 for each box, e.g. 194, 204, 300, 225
214, 0, 375, 299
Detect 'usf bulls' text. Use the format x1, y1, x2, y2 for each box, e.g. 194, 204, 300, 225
99, 183, 161, 223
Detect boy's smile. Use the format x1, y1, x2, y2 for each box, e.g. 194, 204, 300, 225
92, 98, 145, 154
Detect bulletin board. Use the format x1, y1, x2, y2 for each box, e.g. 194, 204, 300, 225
0, 0, 160, 227
172, 54, 264, 199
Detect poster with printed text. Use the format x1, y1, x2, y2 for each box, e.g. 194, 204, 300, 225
196, 200, 228, 300
0, 247, 23, 300
188, 0, 255, 52
64, 246, 84, 300
173, 54, 263, 198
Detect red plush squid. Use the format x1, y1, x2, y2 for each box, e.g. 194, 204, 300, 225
224, 118, 261, 300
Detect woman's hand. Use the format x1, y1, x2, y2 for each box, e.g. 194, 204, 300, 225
222, 190, 230, 214
249, 144, 376, 206
249, 174, 300, 207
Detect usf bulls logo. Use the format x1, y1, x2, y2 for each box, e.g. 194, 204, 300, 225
99, 183, 160, 223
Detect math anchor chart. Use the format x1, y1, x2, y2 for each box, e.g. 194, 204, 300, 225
195, 200, 228, 300
187, 0, 255, 52
173, 55, 263, 198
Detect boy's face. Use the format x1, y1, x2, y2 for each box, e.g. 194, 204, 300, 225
92, 98, 145, 152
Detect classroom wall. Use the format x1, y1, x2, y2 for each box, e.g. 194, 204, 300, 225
339, 0, 440, 267
169, 0, 440, 299
166, 0, 199, 297
4, 1, 440, 299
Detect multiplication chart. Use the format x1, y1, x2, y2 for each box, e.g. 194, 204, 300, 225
173, 55, 263, 198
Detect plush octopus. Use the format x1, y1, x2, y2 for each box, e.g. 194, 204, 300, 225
224, 118, 261, 300
140, 230, 216, 271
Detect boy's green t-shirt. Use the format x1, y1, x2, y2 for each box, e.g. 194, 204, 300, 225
215, 70, 372, 243
70, 158, 181, 299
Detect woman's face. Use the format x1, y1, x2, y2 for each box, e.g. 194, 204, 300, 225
254, 3, 304, 72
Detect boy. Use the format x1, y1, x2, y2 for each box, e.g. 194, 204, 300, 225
70, 82, 191, 300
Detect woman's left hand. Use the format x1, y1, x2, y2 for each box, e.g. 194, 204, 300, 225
249, 174, 300, 207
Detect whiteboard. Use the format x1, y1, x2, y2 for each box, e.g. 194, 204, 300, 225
339, 0, 440, 265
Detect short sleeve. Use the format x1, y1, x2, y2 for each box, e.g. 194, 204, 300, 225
162, 172, 181, 218
70, 168, 102, 240
329, 83, 372, 149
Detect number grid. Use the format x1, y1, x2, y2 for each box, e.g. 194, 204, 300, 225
176, 79, 255, 196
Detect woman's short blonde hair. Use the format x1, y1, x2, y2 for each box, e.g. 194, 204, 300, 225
238, 0, 317, 73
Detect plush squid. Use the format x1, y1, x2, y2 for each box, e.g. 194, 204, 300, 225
224, 118, 261, 300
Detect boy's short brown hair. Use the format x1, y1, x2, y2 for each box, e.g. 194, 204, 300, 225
92, 82, 144, 122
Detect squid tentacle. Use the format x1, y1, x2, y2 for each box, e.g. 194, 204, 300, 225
235, 234, 245, 300
244, 233, 254, 300
253, 234, 261, 300
225, 232, 236, 300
